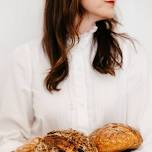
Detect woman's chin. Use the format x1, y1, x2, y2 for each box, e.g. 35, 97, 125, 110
103, 11, 115, 19
107, 14, 115, 19
95, 11, 115, 21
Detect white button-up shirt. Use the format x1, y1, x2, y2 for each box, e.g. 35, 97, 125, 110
0, 25, 151, 152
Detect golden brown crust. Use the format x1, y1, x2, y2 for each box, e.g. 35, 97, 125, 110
15, 129, 98, 152
15, 136, 43, 152
42, 128, 98, 152
89, 123, 143, 152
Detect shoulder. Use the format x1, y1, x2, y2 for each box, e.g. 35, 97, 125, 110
10, 36, 46, 67
6, 37, 46, 78
118, 37, 148, 71
118, 37, 149, 85
12, 36, 43, 58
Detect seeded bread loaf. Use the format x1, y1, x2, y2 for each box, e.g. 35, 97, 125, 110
89, 123, 143, 152
15, 129, 98, 152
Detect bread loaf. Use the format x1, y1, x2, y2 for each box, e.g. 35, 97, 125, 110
15, 129, 98, 152
89, 123, 143, 152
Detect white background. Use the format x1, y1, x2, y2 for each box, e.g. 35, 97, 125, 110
0, 0, 152, 84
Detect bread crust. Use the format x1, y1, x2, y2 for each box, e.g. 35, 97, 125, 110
89, 123, 143, 152
16, 129, 98, 152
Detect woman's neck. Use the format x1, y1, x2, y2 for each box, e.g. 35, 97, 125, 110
76, 14, 98, 35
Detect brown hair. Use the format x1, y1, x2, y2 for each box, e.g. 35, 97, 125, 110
42, 0, 134, 93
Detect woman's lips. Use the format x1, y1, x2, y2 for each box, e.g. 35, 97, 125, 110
105, 0, 115, 5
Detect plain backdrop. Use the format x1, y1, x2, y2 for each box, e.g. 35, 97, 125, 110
0, 0, 152, 85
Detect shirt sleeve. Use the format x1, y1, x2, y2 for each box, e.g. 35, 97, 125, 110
0, 44, 34, 152
125, 43, 152, 151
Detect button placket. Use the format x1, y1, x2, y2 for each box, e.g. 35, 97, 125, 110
72, 47, 89, 130
68, 32, 97, 131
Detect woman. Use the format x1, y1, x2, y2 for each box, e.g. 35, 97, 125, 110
0, 0, 151, 151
